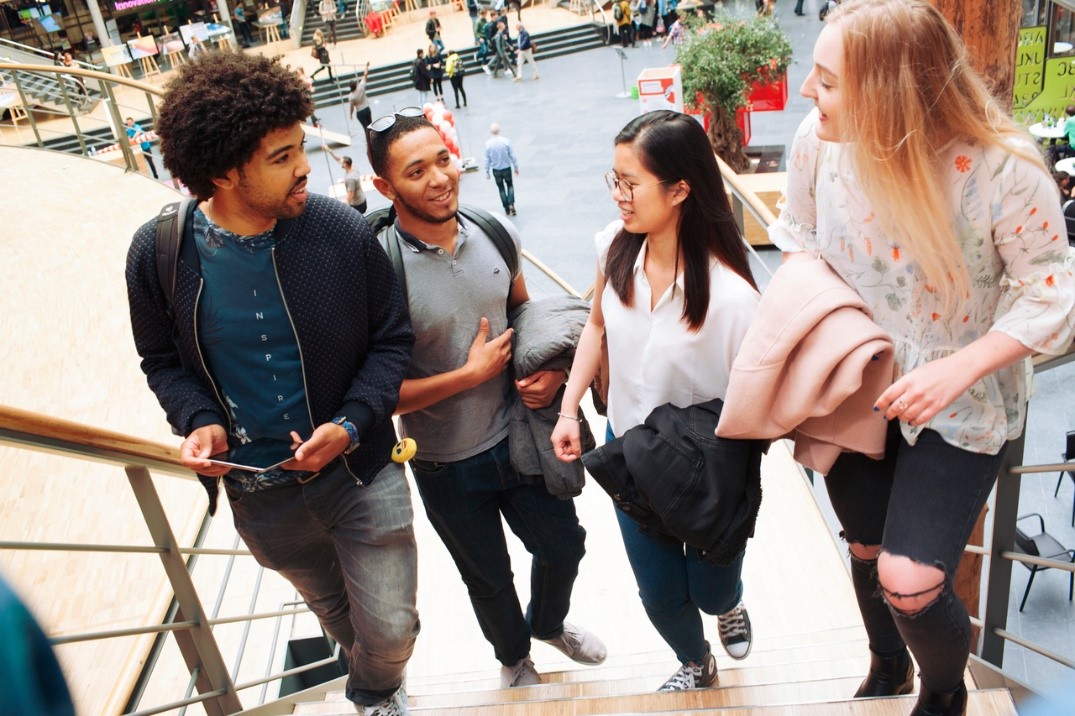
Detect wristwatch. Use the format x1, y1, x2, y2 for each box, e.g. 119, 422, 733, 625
332, 416, 361, 454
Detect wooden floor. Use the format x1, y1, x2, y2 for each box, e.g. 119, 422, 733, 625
0, 5, 592, 152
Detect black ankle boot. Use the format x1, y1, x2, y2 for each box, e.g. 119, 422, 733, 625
911, 682, 968, 716
853, 648, 914, 698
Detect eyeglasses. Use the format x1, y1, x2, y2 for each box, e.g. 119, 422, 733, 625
604, 171, 665, 202
367, 106, 426, 135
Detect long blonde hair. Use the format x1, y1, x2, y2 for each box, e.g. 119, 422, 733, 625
828, 0, 1045, 313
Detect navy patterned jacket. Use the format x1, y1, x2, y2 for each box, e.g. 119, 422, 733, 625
126, 193, 414, 513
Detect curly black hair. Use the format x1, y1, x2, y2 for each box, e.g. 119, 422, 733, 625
157, 53, 313, 200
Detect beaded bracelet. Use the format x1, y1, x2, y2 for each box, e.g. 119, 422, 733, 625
557, 412, 581, 422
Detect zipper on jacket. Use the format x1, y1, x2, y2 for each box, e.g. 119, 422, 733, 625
271, 249, 366, 486
192, 278, 233, 435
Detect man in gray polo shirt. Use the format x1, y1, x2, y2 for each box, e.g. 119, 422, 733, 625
368, 110, 606, 688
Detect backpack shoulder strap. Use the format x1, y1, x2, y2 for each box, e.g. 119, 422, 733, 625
458, 205, 519, 282
367, 206, 408, 298
155, 198, 195, 317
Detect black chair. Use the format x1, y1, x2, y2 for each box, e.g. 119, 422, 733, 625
1055, 430, 1075, 526
1064, 201, 1075, 247
1013, 513, 1075, 611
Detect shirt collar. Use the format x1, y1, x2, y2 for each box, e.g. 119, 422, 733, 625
394, 212, 470, 253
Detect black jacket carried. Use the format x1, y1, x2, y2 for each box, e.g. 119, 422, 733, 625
582, 399, 766, 565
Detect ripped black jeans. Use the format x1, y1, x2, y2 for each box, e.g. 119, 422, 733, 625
824, 421, 1006, 693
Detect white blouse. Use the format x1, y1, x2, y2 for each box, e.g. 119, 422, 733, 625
769, 110, 1075, 455
596, 220, 761, 434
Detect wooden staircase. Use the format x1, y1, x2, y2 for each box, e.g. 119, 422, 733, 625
267, 442, 1018, 716
287, 634, 1017, 714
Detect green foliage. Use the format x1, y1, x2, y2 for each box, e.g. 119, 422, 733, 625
677, 12, 793, 114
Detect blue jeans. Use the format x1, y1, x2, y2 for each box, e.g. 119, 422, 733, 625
825, 421, 1006, 693
412, 438, 586, 665
492, 167, 515, 210
226, 460, 418, 706
607, 424, 744, 665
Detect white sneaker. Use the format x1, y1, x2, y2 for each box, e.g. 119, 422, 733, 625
500, 655, 540, 688
717, 599, 753, 660
358, 684, 408, 715
538, 622, 607, 665
657, 644, 717, 691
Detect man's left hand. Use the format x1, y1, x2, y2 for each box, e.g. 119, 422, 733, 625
284, 423, 350, 472
515, 369, 566, 409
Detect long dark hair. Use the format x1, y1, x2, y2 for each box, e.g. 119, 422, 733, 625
605, 111, 757, 331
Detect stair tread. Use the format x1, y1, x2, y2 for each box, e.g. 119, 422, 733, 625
401, 626, 867, 691
292, 682, 1016, 715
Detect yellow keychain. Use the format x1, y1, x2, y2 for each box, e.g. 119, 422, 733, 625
391, 438, 417, 463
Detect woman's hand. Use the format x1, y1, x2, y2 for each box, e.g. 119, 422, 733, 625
551, 415, 582, 462
875, 332, 1032, 426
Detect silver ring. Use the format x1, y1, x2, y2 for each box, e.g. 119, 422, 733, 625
895, 399, 908, 411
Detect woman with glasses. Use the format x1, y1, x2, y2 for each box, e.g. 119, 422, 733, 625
551, 110, 760, 691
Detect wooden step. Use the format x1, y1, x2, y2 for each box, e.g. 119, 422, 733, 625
403, 628, 868, 695
639, 688, 1018, 715
295, 675, 864, 715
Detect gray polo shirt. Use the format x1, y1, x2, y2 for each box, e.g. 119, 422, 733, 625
395, 213, 521, 462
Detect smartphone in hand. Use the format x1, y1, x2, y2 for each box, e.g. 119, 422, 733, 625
206, 437, 295, 474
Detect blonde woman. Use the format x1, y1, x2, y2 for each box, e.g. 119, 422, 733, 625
771, 2, 1075, 714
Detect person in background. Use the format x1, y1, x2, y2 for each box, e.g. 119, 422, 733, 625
425, 10, 441, 44
484, 122, 519, 215
349, 62, 373, 131
318, 0, 338, 44
514, 22, 539, 81
552, 110, 760, 693
310, 28, 333, 79
125, 116, 159, 179
426, 43, 446, 104
188, 34, 209, 59
324, 146, 368, 213
412, 48, 431, 104
232, 3, 255, 47
771, 2, 1075, 714
445, 49, 468, 108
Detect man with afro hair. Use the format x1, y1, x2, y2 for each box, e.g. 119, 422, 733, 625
125, 52, 418, 716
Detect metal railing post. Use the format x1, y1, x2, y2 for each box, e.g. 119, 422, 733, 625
101, 80, 140, 172
56, 77, 88, 157
980, 432, 1026, 667
11, 70, 43, 147
125, 466, 242, 716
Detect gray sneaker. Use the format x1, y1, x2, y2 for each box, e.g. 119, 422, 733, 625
538, 621, 607, 665
657, 643, 718, 692
358, 684, 408, 715
717, 600, 753, 660
500, 655, 541, 688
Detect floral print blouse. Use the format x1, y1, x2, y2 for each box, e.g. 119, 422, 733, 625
769, 110, 1075, 455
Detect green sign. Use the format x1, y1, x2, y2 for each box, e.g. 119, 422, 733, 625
1013, 25, 1075, 123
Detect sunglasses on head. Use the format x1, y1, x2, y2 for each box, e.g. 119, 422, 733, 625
367, 106, 426, 135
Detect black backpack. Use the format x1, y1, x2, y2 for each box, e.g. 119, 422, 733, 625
366, 204, 518, 300
154, 198, 197, 318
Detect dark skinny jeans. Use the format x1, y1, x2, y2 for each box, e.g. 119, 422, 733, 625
824, 421, 1005, 693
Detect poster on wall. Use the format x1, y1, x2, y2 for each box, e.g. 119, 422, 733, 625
101, 44, 133, 67
179, 21, 210, 45
159, 32, 184, 54
127, 35, 159, 59
105, 19, 121, 46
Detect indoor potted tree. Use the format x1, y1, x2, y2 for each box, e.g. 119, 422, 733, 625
676, 12, 793, 172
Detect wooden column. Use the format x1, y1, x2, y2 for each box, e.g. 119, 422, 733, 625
931, 0, 1021, 111
930, 0, 1022, 650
